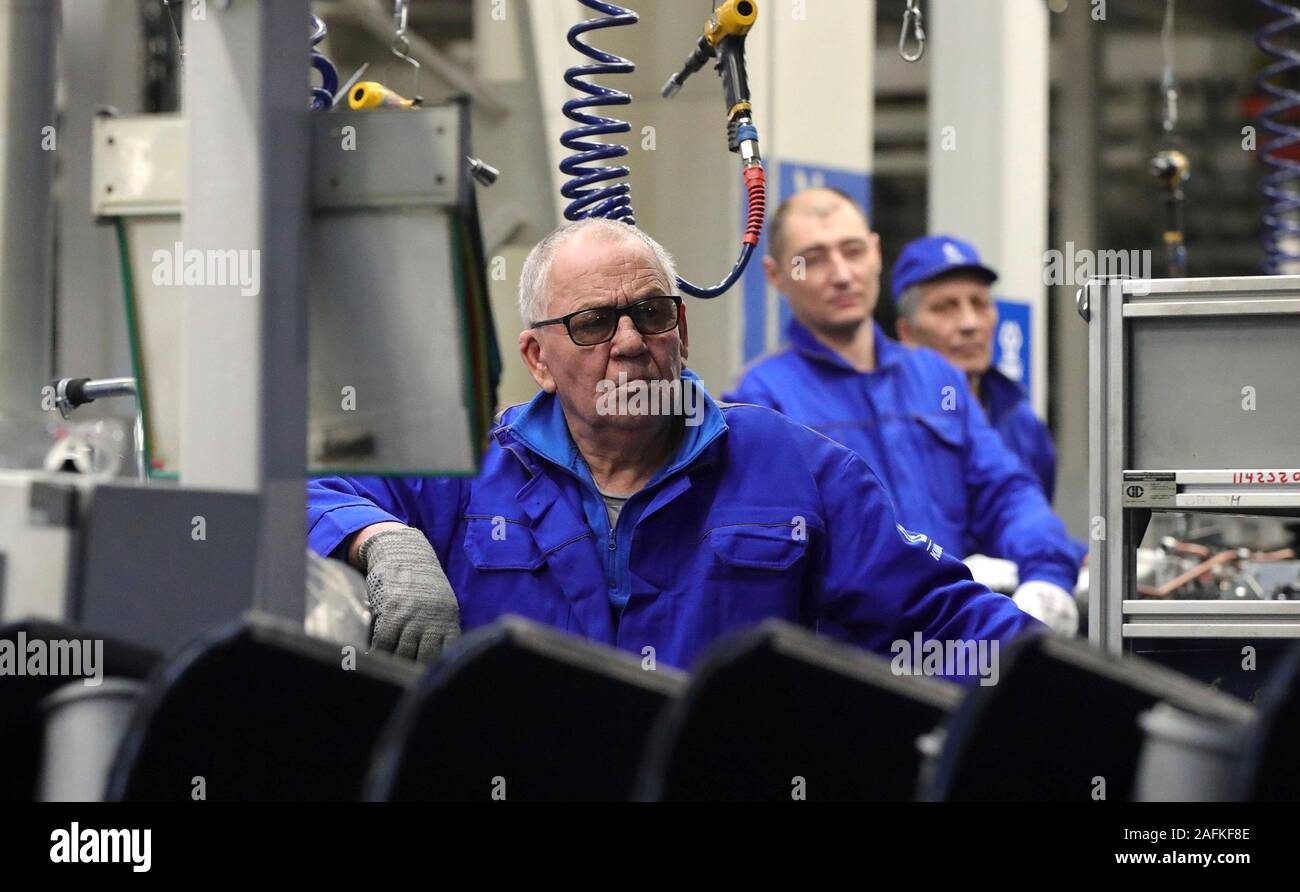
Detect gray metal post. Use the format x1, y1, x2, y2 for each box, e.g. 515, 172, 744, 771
182, 0, 309, 619
0, 0, 57, 433
1088, 277, 1128, 655
1053, 1, 1100, 541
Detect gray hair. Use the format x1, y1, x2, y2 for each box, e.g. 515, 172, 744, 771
896, 284, 923, 322
518, 218, 678, 326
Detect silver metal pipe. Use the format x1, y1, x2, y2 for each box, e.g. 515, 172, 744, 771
53, 376, 136, 418
50, 374, 146, 480
80, 377, 137, 401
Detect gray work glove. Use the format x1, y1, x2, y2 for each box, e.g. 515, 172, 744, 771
358, 527, 461, 662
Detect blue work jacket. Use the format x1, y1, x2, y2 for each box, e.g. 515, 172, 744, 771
307, 370, 1042, 671
978, 368, 1089, 567
980, 367, 1056, 501
723, 320, 1080, 592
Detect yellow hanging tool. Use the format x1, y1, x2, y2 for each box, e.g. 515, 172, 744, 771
347, 81, 418, 110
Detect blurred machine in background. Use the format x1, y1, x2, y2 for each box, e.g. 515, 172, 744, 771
0, 0, 502, 655
1086, 274, 1300, 676
91, 103, 498, 478
3, 0, 1300, 805
1130, 517, 1298, 603
2, 1, 1299, 670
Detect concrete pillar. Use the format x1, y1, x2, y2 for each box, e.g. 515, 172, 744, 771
1053, 0, 1100, 538
742, 0, 876, 366
181, 0, 310, 618
928, 0, 1050, 418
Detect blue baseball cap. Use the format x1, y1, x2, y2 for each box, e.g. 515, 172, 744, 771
890, 235, 998, 302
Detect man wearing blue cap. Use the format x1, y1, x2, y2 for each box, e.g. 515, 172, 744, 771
892, 234, 1057, 501
724, 188, 1081, 634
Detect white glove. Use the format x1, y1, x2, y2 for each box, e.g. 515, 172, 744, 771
1012, 580, 1079, 636
963, 554, 1019, 594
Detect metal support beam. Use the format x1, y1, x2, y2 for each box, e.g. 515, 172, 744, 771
1089, 278, 1126, 655
1053, 0, 1101, 540
182, 0, 310, 620
0, 0, 57, 441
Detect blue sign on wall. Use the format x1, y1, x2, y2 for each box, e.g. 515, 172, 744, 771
740, 162, 872, 363
992, 298, 1032, 404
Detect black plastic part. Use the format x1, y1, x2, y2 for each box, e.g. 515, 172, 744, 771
716, 36, 751, 113
678, 36, 714, 85
65, 378, 93, 407
365, 617, 684, 801
1232, 642, 1300, 800
105, 613, 418, 801
928, 633, 1251, 801
636, 620, 960, 801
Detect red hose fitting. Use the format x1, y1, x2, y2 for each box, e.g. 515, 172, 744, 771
742, 165, 766, 246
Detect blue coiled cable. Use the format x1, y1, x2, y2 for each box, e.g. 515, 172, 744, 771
561, 0, 639, 224
559, 0, 759, 298
311, 14, 339, 111
1255, 0, 1300, 271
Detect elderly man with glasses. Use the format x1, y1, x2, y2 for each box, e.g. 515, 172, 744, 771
306, 218, 1043, 671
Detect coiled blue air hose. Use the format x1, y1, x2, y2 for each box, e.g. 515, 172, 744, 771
1255, 0, 1300, 271
311, 14, 340, 111
560, 0, 765, 298
561, 0, 638, 224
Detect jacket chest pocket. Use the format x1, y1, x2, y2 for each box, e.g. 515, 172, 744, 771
699, 514, 812, 627
461, 515, 546, 570
707, 522, 808, 570
458, 515, 579, 630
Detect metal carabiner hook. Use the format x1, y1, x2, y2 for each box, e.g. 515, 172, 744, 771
899, 0, 925, 63
390, 0, 421, 101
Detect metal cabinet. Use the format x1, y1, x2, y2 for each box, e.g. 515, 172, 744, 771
1085, 275, 1300, 653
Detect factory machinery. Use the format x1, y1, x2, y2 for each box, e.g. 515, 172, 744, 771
1084, 275, 1300, 656
1, 1, 1300, 803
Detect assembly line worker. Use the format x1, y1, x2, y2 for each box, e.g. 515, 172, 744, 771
890, 235, 1090, 574
306, 217, 1044, 668
722, 188, 1081, 635
892, 235, 1057, 501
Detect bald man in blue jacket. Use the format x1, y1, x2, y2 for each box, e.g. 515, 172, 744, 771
724, 189, 1081, 634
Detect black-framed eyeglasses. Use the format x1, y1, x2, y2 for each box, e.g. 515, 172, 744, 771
531, 294, 683, 346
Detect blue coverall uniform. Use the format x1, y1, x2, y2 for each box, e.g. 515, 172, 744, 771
980, 367, 1056, 501
723, 319, 1080, 593
307, 370, 1043, 671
